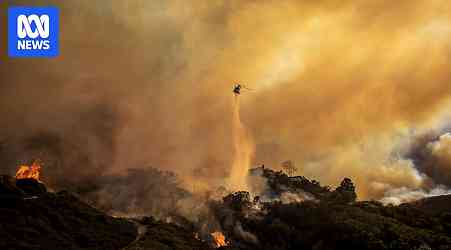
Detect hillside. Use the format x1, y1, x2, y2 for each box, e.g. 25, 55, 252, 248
0, 175, 137, 250
1, 168, 451, 250
410, 194, 451, 216
209, 167, 451, 250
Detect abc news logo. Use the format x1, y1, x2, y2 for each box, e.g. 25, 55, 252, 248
17, 14, 50, 49
8, 7, 59, 57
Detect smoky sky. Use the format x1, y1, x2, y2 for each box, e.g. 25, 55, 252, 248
1, 0, 451, 199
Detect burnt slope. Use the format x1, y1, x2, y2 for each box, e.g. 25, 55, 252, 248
0, 175, 137, 250
124, 216, 212, 250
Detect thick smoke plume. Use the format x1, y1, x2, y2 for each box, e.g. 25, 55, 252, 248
425, 133, 451, 185
1, 0, 451, 203
404, 131, 451, 185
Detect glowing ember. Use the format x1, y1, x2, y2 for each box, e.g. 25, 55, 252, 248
211, 231, 228, 248
15, 161, 42, 181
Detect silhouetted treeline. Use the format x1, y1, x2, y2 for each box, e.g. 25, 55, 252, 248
210, 167, 451, 250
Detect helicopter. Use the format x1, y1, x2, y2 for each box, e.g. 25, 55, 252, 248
233, 83, 253, 95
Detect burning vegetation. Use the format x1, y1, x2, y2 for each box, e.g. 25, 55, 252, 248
15, 160, 42, 181
210, 231, 228, 248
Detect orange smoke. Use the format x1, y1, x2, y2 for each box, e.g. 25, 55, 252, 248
15, 161, 42, 181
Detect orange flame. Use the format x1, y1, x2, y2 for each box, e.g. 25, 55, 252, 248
15, 161, 42, 181
211, 231, 229, 248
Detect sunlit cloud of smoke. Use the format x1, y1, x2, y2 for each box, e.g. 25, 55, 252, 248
1, 0, 451, 200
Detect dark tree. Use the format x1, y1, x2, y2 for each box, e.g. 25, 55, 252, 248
334, 178, 357, 203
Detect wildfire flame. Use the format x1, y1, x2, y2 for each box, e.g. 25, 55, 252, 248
15, 161, 42, 181
211, 231, 229, 248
